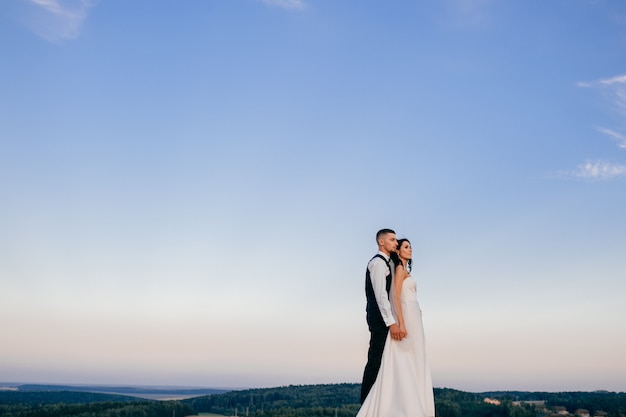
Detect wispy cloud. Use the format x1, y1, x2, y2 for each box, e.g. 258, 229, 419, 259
564, 160, 626, 180
260, 0, 306, 11
578, 73, 626, 115
17, 0, 96, 42
597, 127, 626, 149
562, 75, 626, 180
598, 74, 626, 86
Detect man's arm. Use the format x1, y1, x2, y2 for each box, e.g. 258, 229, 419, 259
369, 258, 405, 340
368, 258, 396, 327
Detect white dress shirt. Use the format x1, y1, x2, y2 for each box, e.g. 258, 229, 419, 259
367, 251, 396, 327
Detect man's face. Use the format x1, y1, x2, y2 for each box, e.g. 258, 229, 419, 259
380, 233, 398, 255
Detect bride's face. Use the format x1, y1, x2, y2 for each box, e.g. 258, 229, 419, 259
398, 241, 412, 261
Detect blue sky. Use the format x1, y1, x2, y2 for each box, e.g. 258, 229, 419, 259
1, 0, 625, 392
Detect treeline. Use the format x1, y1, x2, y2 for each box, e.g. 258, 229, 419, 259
0, 390, 141, 405
0, 391, 194, 417
182, 384, 531, 417
17, 383, 228, 396
183, 383, 361, 416
183, 384, 626, 417
436, 389, 626, 417
435, 388, 534, 417
484, 391, 626, 417
542, 391, 626, 416
3, 384, 626, 417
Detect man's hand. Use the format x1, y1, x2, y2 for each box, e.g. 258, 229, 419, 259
389, 323, 405, 341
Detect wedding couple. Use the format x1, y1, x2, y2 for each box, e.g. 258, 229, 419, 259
358, 228, 435, 417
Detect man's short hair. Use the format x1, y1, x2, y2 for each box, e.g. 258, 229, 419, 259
376, 228, 395, 243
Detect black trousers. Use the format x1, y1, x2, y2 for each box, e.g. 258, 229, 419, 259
360, 318, 389, 404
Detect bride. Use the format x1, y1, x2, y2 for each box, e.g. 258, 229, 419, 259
357, 238, 435, 417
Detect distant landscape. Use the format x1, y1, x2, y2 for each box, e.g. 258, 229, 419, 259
1, 383, 229, 400
2, 382, 626, 417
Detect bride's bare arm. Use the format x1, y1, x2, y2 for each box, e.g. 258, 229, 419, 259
393, 264, 408, 337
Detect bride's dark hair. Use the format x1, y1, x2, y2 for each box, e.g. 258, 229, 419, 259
396, 238, 413, 272
389, 251, 400, 265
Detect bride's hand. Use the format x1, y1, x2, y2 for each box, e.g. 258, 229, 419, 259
389, 323, 403, 340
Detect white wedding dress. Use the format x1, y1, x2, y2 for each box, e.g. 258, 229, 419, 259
357, 275, 435, 417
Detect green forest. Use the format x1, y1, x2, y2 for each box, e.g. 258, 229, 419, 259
183, 384, 626, 417
0, 391, 194, 417
2, 383, 626, 417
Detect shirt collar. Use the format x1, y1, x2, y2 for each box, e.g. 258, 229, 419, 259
377, 250, 390, 261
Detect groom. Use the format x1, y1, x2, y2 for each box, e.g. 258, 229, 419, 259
361, 228, 405, 404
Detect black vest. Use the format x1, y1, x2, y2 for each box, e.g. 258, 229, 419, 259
365, 254, 392, 325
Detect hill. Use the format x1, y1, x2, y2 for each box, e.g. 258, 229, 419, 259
16, 383, 229, 399
183, 384, 626, 417
3, 383, 626, 417
0, 390, 145, 405
0, 390, 194, 417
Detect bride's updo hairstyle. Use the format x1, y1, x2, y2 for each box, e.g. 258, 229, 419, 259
396, 238, 413, 272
